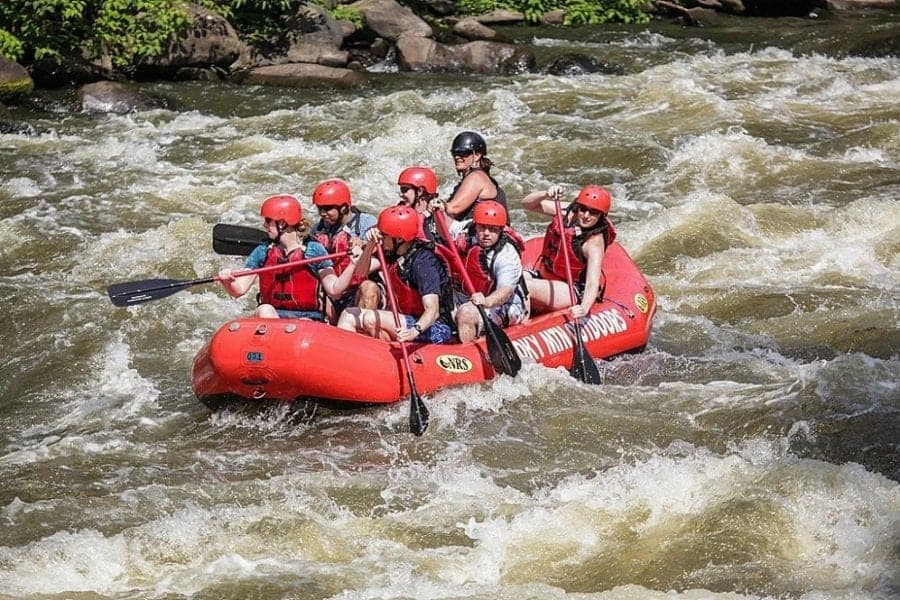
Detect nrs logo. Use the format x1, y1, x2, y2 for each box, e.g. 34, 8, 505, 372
436, 355, 473, 373
634, 293, 649, 314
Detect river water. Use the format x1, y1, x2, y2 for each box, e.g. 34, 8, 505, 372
1, 12, 898, 600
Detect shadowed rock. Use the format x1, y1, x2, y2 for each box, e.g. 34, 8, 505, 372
236, 63, 369, 88
545, 53, 625, 76
77, 81, 162, 114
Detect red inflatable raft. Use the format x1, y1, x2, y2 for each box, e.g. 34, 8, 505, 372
191, 237, 656, 407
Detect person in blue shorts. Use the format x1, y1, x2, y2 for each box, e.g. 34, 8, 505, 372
336, 205, 455, 343
218, 194, 359, 320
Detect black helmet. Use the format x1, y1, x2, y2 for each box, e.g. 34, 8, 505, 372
451, 131, 487, 155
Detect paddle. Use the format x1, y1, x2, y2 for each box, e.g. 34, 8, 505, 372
553, 194, 603, 385
107, 250, 349, 307
432, 211, 521, 377
212, 223, 267, 256
374, 241, 428, 436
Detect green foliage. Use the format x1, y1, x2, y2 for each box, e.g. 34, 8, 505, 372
564, 0, 651, 24
331, 5, 363, 30
92, 0, 191, 67
0, 0, 652, 74
211, 0, 361, 46
0, 0, 191, 67
458, 0, 502, 16
0, 0, 88, 62
456, 0, 651, 25
0, 29, 25, 61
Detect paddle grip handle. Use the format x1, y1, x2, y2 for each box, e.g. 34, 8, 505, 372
553, 196, 579, 306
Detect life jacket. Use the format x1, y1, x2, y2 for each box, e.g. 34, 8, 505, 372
384, 241, 455, 326
257, 243, 321, 311
312, 207, 368, 284
460, 226, 526, 296
537, 209, 616, 299
449, 168, 508, 222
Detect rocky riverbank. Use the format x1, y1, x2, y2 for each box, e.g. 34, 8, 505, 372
0, 0, 897, 115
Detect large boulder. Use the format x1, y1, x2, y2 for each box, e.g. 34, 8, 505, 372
236, 63, 369, 88
286, 3, 348, 49
140, 3, 242, 73
453, 18, 500, 41
395, 37, 456, 71
352, 0, 433, 41
453, 40, 535, 74
0, 58, 33, 101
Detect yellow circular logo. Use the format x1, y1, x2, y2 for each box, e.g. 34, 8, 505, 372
436, 354, 473, 373
634, 293, 649, 314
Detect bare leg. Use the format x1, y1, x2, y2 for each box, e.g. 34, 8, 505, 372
526, 278, 569, 315
256, 304, 279, 318
361, 309, 398, 341
337, 307, 363, 332
455, 302, 481, 343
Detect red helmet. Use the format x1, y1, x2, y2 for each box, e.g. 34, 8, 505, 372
312, 178, 352, 207
397, 166, 437, 196
473, 201, 507, 227
575, 185, 611, 214
377, 205, 419, 242
260, 194, 302, 226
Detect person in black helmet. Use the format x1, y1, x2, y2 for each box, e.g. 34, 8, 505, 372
445, 131, 509, 223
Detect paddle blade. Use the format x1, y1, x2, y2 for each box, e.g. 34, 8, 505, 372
407, 375, 429, 437
570, 323, 603, 385
479, 307, 522, 377
107, 278, 194, 307
213, 223, 266, 256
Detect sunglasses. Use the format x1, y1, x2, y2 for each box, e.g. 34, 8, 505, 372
575, 204, 603, 217
399, 185, 416, 194
317, 204, 341, 213
452, 150, 474, 159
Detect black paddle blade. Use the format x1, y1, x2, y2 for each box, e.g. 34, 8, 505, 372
570, 322, 603, 384
213, 223, 266, 256
407, 375, 429, 437
107, 278, 202, 307
479, 306, 522, 377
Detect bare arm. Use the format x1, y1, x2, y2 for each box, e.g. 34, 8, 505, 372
446, 171, 495, 218
479, 284, 514, 308
217, 268, 257, 298
521, 185, 570, 217
417, 293, 441, 331
577, 237, 605, 315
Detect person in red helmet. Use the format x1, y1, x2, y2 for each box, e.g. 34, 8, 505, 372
309, 178, 379, 321
337, 205, 455, 344
449, 200, 530, 343
396, 165, 442, 242
521, 184, 617, 318
445, 131, 508, 223
218, 194, 359, 320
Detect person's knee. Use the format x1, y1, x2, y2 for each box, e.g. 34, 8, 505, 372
356, 281, 381, 310
256, 304, 278, 318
